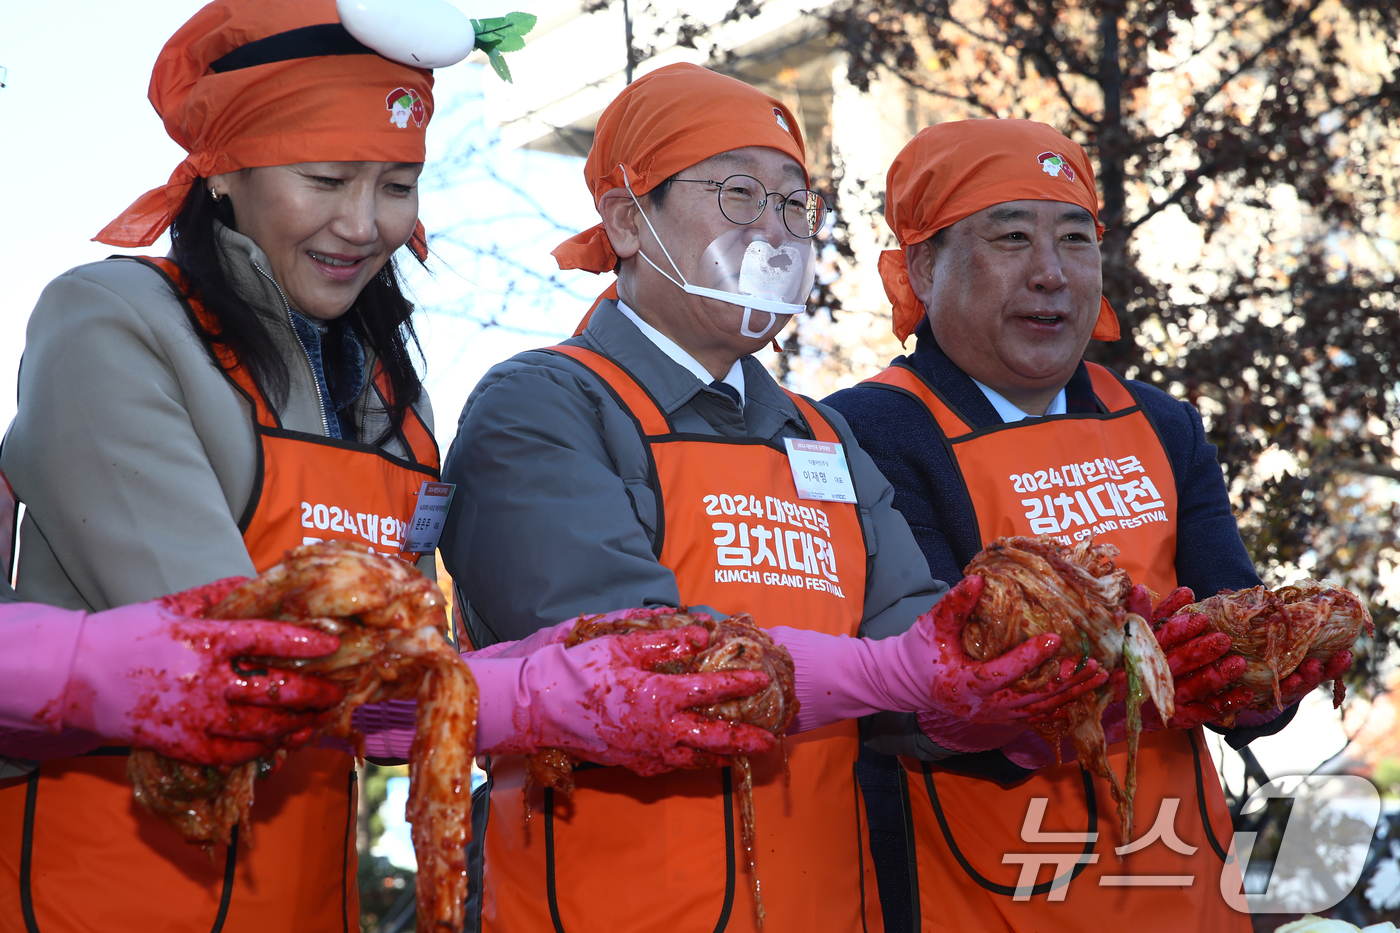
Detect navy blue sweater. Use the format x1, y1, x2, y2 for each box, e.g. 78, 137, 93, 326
827, 322, 1264, 595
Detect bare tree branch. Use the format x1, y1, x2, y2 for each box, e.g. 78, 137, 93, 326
1334, 460, 1400, 483
1147, 0, 1321, 147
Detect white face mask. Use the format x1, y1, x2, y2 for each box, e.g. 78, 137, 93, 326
622, 169, 816, 340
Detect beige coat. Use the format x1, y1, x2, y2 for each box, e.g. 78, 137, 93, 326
1, 225, 434, 611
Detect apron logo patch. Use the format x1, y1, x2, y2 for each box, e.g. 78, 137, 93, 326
386, 87, 426, 128
1010, 455, 1167, 544
301, 499, 410, 557
1037, 151, 1076, 183
704, 493, 846, 598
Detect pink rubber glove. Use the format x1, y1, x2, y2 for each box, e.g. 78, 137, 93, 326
480, 625, 778, 772
1108, 588, 1226, 700
1285, 650, 1354, 708
1101, 585, 1250, 728
357, 607, 700, 757
1231, 649, 1355, 731
770, 575, 1107, 735
1002, 586, 1261, 769
355, 624, 778, 772
461, 607, 685, 661
0, 580, 344, 765
912, 710, 1028, 754
463, 618, 577, 659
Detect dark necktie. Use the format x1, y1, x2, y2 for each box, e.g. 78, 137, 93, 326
709, 379, 742, 407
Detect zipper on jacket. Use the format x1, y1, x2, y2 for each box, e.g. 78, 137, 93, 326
359, 380, 372, 446
251, 261, 330, 437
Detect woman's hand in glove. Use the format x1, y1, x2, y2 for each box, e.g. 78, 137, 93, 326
13, 579, 346, 765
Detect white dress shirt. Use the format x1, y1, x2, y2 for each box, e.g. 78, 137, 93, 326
616, 300, 745, 401
971, 378, 1067, 422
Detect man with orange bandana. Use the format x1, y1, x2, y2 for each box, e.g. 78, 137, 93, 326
439, 67, 1107, 933
824, 119, 1345, 931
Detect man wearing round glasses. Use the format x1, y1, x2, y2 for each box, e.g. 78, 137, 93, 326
438, 64, 1098, 933
607, 147, 829, 354
670, 174, 828, 235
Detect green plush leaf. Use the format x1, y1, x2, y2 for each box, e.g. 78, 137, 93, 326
503, 11, 537, 35
471, 12, 533, 82
472, 12, 537, 48
494, 34, 529, 52
487, 48, 513, 83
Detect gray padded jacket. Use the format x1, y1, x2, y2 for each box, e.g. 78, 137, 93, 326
440, 299, 947, 648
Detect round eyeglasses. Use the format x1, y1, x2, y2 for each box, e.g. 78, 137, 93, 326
670, 174, 830, 239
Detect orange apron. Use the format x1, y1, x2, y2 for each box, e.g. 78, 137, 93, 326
860, 360, 1248, 932
0, 258, 440, 933
476, 345, 880, 933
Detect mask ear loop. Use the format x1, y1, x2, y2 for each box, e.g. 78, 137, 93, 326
620, 165, 691, 291
620, 164, 800, 342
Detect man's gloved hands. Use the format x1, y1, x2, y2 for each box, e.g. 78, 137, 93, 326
769, 575, 1106, 735
1231, 649, 1355, 729
1282, 650, 1354, 707
1008, 585, 1258, 767
1134, 587, 1356, 720
479, 624, 777, 773
357, 622, 778, 772
11, 579, 346, 766
992, 586, 1350, 769
1105, 585, 1252, 730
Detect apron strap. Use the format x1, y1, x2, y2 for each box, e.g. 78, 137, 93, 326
860, 362, 974, 438
370, 366, 440, 470
545, 345, 672, 436
133, 257, 280, 430
782, 391, 842, 444
1084, 362, 1139, 413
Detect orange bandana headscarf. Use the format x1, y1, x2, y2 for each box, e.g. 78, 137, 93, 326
881, 119, 1119, 345
553, 63, 807, 332
95, 0, 435, 259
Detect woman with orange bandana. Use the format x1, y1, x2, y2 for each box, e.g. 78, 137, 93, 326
825, 119, 1341, 932
0, 2, 469, 929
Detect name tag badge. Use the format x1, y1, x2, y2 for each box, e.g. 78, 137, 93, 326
403, 481, 456, 553
784, 438, 855, 503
